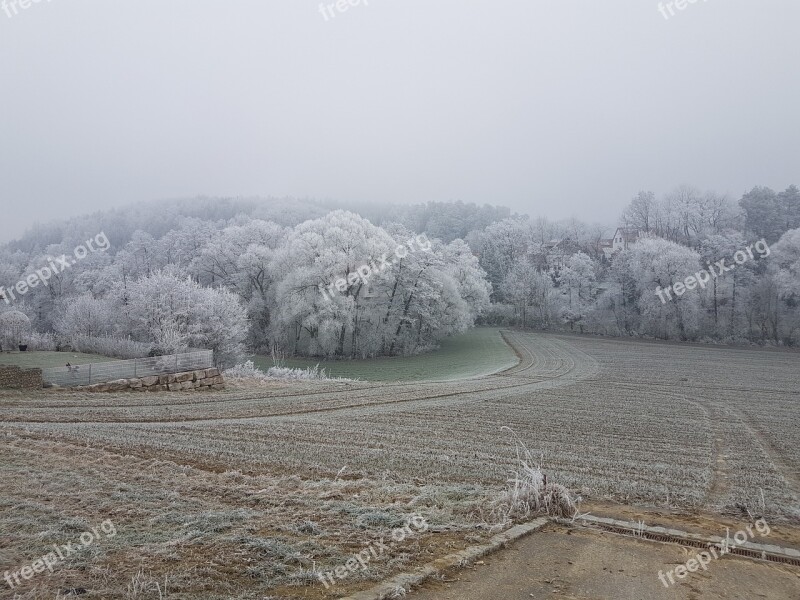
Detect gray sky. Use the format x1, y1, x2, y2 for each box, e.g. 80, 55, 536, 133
1, 0, 798, 243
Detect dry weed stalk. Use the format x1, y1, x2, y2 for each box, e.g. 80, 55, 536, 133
489, 427, 577, 525
125, 568, 169, 599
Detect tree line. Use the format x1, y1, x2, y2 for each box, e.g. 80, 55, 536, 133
0, 186, 798, 364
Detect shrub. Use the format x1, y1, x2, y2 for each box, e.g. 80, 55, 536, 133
0, 310, 31, 350
224, 361, 271, 381
225, 361, 353, 382
266, 365, 330, 381
27, 331, 58, 351
70, 335, 153, 359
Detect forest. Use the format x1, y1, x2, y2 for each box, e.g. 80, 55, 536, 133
0, 185, 798, 364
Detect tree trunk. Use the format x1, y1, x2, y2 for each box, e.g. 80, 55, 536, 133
713, 277, 718, 328
389, 291, 415, 356
729, 277, 736, 337
337, 324, 346, 356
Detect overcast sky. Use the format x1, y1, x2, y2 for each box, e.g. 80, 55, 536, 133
0, 0, 798, 242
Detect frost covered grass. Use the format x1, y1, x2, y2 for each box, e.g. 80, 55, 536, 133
0, 350, 113, 368
0, 433, 487, 598
249, 327, 518, 382
225, 360, 354, 382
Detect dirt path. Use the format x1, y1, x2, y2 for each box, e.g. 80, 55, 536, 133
408, 523, 800, 600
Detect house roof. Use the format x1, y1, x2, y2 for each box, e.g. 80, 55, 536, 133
614, 227, 640, 241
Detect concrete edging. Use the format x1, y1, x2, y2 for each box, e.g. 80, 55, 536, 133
338, 517, 550, 600
564, 515, 800, 561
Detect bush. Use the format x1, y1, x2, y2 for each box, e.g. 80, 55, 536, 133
0, 310, 31, 350
225, 361, 352, 382
224, 361, 271, 381
27, 331, 58, 351
477, 303, 517, 326
266, 364, 330, 381
70, 335, 153, 359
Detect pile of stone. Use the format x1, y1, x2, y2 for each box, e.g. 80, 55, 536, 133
71, 368, 225, 393
0, 365, 43, 389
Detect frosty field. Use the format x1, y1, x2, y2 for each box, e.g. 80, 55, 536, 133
0, 351, 115, 370
248, 327, 519, 382
1, 331, 798, 598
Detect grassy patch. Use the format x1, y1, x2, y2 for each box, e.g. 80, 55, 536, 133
249, 327, 518, 382
0, 350, 116, 368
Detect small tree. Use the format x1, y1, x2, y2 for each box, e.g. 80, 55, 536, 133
0, 310, 32, 351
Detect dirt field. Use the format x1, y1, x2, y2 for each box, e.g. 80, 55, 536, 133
1, 331, 798, 598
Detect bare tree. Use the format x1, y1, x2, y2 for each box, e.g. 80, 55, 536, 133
622, 191, 656, 233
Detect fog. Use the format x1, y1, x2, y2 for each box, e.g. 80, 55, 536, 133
0, 0, 798, 242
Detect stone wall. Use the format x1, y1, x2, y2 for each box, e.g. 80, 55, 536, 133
0, 365, 43, 389
71, 367, 225, 393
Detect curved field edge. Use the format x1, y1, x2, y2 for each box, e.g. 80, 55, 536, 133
248, 327, 520, 382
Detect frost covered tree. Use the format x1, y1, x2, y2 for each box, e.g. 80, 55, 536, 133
375, 234, 489, 356
55, 293, 115, 338
117, 230, 159, 279
622, 191, 656, 233
114, 269, 247, 365
501, 262, 557, 328
269, 210, 397, 357
190, 285, 250, 367
192, 219, 287, 350
559, 252, 597, 332
767, 228, 800, 343
628, 238, 702, 340
268, 212, 488, 357
0, 310, 31, 350
3, 190, 799, 349
475, 218, 532, 300
699, 232, 746, 334
193, 219, 283, 288
772, 228, 800, 298
440, 239, 492, 323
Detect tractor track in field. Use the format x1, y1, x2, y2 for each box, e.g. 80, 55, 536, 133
699, 400, 733, 510
730, 405, 800, 495
581, 378, 800, 397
